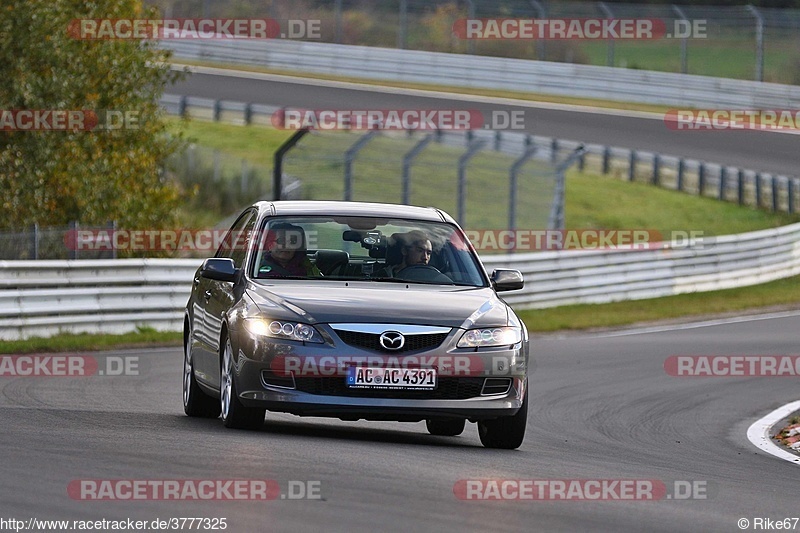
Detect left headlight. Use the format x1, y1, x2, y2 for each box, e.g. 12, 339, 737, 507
245, 318, 324, 343
457, 327, 522, 348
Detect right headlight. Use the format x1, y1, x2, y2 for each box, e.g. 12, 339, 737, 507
245, 318, 324, 344
457, 327, 522, 348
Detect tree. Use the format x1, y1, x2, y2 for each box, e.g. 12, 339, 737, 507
0, 0, 184, 229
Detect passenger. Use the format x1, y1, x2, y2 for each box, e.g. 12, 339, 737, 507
258, 223, 321, 277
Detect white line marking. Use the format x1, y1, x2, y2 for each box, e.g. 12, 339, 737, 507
581, 309, 800, 338
746, 400, 800, 466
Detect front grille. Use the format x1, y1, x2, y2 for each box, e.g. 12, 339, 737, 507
293, 376, 484, 399
333, 330, 449, 353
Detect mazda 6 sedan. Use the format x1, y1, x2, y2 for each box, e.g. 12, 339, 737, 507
183, 201, 529, 449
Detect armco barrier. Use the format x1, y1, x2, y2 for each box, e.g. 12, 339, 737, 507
163, 39, 800, 109
2, 222, 800, 339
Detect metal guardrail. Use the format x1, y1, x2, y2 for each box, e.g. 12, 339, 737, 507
163, 39, 800, 108
2, 222, 800, 339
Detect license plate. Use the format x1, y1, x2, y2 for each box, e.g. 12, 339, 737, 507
346, 366, 437, 390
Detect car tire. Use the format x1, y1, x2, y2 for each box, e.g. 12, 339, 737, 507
220, 334, 265, 430
425, 419, 466, 436
477, 389, 528, 450
183, 323, 221, 418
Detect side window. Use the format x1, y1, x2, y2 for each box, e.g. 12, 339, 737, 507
215, 210, 256, 269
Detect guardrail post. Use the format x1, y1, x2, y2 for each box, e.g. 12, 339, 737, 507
178, 96, 187, 118
719, 167, 726, 200
602, 146, 611, 174
755, 172, 762, 208
508, 146, 538, 233
494, 131, 502, 151
738, 169, 745, 205
789, 179, 796, 214
550, 138, 559, 164
628, 150, 636, 181
747, 5, 764, 82
401, 134, 434, 205
698, 162, 706, 196
652, 153, 660, 185
213, 99, 222, 122
677, 158, 685, 191
273, 128, 309, 201
457, 138, 487, 225
344, 130, 379, 201
771, 176, 779, 212
244, 103, 252, 125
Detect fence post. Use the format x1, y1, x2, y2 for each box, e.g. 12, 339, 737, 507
29, 223, 39, 260
598, 2, 615, 67
672, 4, 689, 74
508, 146, 537, 233
178, 96, 187, 118
69, 221, 78, 260
457, 139, 487, 225
789, 178, 796, 214
344, 130, 379, 201
529, 0, 547, 60
464, 0, 476, 55
244, 103, 252, 125
747, 5, 764, 82
677, 158, 685, 191
213, 99, 221, 122
273, 128, 309, 201
335, 0, 343, 44
494, 131, 502, 151
401, 134, 434, 205
550, 138, 559, 164
719, 167, 726, 200
397, 0, 407, 49
549, 145, 585, 231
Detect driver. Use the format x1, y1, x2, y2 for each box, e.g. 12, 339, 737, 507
378, 230, 433, 277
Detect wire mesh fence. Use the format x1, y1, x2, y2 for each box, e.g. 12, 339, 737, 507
148, 0, 800, 83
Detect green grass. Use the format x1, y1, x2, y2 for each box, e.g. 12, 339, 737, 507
0, 328, 182, 354
519, 274, 800, 332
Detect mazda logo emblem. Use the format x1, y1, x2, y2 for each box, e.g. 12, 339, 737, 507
379, 331, 405, 351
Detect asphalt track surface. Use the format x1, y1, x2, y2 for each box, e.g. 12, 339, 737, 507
1, 315, 798, 532
171, 69, 800, 177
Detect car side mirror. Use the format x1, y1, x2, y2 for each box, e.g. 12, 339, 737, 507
200, 258, 237, 282
491, 269, 524, 292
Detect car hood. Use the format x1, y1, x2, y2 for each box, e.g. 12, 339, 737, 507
247, 281, 510, 328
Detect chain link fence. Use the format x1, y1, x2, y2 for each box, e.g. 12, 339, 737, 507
148, 0, 800, 83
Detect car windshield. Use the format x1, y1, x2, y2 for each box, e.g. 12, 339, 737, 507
250, 215, 487, 287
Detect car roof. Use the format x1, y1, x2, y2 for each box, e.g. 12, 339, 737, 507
253, 201, 454, 223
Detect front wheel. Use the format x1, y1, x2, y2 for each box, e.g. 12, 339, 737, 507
477, 390, 528, 449
220, 335, 265, 430
183, 323, 221, 418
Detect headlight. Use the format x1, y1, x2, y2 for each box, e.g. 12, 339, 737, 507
245, 318, 324, 343
457, 327, 522, 348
